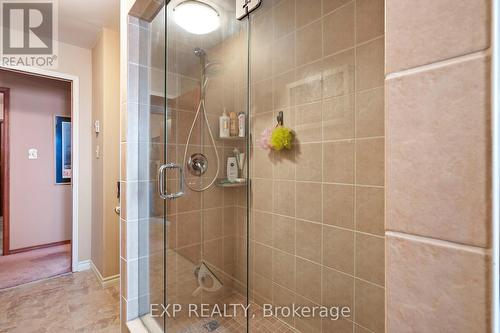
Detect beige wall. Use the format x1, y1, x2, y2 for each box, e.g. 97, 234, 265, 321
0, 70, 72, 250
385, 0, 491, 332
91, 28, 121, 279
1, 41, 93, 263
43, 41, 93, 263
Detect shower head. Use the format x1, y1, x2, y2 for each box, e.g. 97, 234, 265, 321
194, 47, 221, 77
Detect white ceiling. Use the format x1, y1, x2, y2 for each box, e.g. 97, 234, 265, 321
58, 0, 120, 49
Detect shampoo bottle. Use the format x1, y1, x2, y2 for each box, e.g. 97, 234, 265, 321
238, 112, 246, 137
219, 108, 230, 138
229, 112, 238, 136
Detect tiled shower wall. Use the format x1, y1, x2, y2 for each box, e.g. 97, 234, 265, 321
249, 1, 385, 332
385, 0, 492, 332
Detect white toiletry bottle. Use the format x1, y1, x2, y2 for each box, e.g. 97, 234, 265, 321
238, 112, 245, 137
227, 157, 238, 182
219, 108, 230, 138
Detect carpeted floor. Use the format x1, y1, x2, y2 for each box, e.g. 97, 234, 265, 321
0, 244, 71, 290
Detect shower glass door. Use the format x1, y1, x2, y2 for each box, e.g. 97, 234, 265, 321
139, 1, 250, 332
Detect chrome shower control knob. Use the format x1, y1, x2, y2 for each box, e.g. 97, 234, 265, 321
188, 153, 208, 176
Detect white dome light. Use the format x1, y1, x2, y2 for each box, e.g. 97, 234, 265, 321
173, 1, 220, 35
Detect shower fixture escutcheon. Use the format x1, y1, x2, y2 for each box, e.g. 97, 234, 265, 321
188, 153, 208, 176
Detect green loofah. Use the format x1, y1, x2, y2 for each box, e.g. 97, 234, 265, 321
270, 127, 293, 151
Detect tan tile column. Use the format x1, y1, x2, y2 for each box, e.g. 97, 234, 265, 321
385, 0, 492, 332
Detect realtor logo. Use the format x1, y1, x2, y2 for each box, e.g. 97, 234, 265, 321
0, 0, 58, 67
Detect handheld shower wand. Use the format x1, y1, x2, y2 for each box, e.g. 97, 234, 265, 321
182, 48, 221, 192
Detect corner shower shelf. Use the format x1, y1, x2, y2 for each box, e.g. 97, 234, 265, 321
217, 179, 247, 187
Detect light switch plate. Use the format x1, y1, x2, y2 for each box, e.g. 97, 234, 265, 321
236, 0, 262, 19
28, 148, 38, 160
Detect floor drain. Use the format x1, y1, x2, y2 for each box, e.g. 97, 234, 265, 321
203, 320, 220, 332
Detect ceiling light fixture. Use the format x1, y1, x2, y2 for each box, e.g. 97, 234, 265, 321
173, 1, 220, 35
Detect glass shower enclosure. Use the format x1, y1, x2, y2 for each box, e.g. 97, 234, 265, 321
138, 1, 251, 331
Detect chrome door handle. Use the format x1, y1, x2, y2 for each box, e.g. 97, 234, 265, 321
158, 163, 185, 200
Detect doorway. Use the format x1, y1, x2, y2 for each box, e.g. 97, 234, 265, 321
0, 88, 7, 257
0, 70, 73, 289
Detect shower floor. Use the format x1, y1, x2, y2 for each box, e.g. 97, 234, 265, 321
164, 293, 297, 333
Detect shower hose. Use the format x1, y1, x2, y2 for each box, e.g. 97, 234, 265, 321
182, 76, 220, 192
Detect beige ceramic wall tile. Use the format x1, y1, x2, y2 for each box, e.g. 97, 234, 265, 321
253, 211, 273, 245
322, 319, 354, 333
321, 265, 354, 309
323, 49, 355, 98
295, 182, 322, 222
323, 184, 355, 229
272, 215, 296, 254
296, 219, 322, 263
295, 102, 323, 143
356, 138, 384, 186
273, 0, 295, 39
272, 283, 296, 326
386, 234, 490, 333
323, 225, 354, 274
386, 55, 490, 247
273, 180, 296, 216
355, 233, 385, 286
296, 21, 323, 67
323, 2, 355, 56
273, 34, 295, 76
323, 94, 355, 141
356, 86, 384, 138
356, 37, 384, 91
323, 140, 355, 183
386, 0, 490, 73
354, 279, 385, 333
322, 0, 351, 15
272, 249, 296, 290
296, 143, 323, 181
294, 60, 324, 105
252, 178, 274, 212
356, 0, 384, 43
296, 0, 322, 28
254, 243, 273, 279
294, 295, 322, 333
273, 70, 295, 110
355, 186, 384, 236
295, 257, 322, 303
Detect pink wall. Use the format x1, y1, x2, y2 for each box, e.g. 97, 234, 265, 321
0, 70, 72, 250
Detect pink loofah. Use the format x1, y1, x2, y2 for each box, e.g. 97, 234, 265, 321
258, 127, 272, 150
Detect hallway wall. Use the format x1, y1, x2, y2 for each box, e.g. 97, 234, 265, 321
91, 28, 121, 280
0, 70, 72, 250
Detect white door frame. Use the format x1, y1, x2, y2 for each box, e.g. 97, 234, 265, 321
0, 65, 80, 272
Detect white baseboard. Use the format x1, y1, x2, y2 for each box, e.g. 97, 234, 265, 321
76, 260, 91, 271
90, 261, 120, 287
